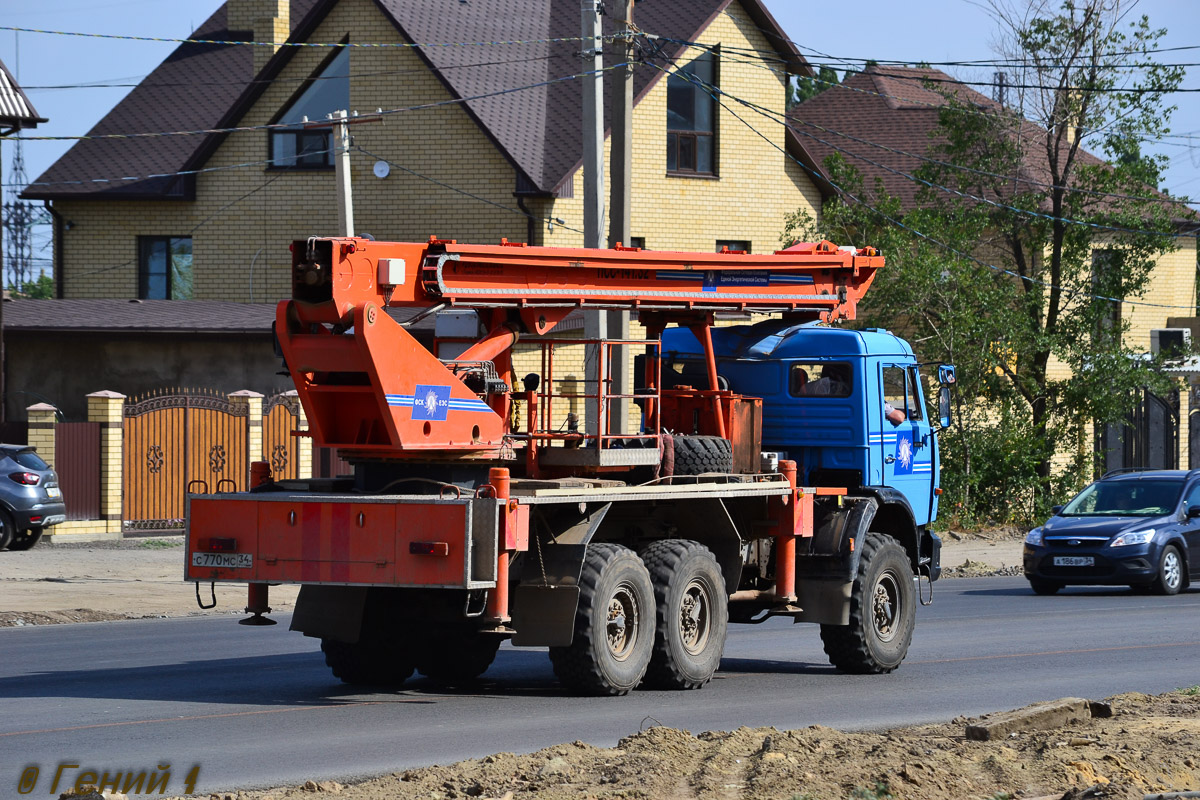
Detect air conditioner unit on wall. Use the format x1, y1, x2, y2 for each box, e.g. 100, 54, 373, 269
1150, 328, 1191, 356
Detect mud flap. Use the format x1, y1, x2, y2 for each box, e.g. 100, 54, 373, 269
510, 544, 585, 647
792, 496, 877, 625
289, 585, 368, 643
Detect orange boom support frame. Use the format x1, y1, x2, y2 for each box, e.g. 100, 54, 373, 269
277, 236, 881, 462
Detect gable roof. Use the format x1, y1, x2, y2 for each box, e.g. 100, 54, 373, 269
25, 0, 806, 202
0, 57, 46, 132
787, 66, 1194, 224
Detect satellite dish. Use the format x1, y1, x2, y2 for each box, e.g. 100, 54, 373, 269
373, 160, 390, 179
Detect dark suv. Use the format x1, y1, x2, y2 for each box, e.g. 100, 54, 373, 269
1024, 469, 1199, 595
0, 444, 66, 550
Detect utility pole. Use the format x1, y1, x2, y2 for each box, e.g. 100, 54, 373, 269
581, 0, 605, 248
333, 109, 355, 237
606, 0, 635, 436
581, 0, 607, 440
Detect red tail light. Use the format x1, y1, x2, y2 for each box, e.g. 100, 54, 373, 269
8, 472, 40, 486
200, 537, 237, 552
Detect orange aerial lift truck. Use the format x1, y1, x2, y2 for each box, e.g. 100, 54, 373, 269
186, 236, 955, 695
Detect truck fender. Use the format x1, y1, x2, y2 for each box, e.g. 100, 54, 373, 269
509, 503, 611, 647
791, 496, 876, 625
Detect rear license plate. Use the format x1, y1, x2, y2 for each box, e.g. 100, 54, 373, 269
1053, 556, 1094, 567
192, 552, 252, 569
46, 486, 61, 499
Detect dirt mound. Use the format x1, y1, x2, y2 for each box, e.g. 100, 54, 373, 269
199, 690, 1200, 800
0, 609, 130, 627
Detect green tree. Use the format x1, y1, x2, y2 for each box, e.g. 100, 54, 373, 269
11, 273, 55, 299
785, 0, 1188, 520
789, 66, 840, 108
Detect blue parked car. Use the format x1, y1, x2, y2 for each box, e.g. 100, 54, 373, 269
1023, 469, 1200, 595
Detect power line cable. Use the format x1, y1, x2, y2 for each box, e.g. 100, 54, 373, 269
10, 63, 628, 142
0, 24, 613, 50
648, 60, 1198, 312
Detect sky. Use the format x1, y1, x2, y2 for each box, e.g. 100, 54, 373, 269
2, 0, 1198, 280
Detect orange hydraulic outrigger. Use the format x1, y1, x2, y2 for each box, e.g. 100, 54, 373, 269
278, 236, 883, 465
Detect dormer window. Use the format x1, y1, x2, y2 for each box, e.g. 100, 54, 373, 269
270, 47, 350, 168
667, 52, 717, 175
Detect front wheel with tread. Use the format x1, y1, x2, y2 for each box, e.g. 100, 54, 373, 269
1151, 545, 1184, 596
641, 539, 728, 690
820, 532, 915, 674
1028, 579, 1062, 596
7, 527, 44, 551
0, 509, 15, 550
548, 543, 655, 695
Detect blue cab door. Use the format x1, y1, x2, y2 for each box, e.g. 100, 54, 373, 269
876, 364, 933, 525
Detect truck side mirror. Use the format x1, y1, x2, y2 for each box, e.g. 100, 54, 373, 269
938, 364, 957, 385
938, 385, 952, 429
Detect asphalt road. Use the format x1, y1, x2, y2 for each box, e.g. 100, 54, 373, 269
3, 577, 1200, 796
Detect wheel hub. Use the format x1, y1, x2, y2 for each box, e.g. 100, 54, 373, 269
606, 581, 639, 661
1164, 551, 1181, 589
679, 579, 711, 655
872, 571, 900, 643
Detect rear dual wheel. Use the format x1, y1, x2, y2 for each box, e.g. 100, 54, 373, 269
642, 540, 728, 690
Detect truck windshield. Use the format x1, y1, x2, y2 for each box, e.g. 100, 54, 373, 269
789, 362, 852, 397
1061, 478, 1183, 517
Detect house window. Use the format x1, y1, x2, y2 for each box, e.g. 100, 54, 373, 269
716, 240, 750, 253
1091, 249, 1123, 345
629, 237, 647, 250
138, 236, 193, 300
270, 47, 350, 168
667, 52, 716, 175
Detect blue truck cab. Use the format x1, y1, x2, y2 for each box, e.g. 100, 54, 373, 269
660, 319, 952, 586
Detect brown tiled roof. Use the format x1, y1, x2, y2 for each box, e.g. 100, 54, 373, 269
2, 299, 280, 334
2, 297, 581, 335
0, 58, 46, 130
25, 0, 806, 201
787, 66, 1193, 223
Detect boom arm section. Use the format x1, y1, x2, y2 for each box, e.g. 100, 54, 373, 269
280, 237, 884, 461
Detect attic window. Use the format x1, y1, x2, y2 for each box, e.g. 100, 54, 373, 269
270, 48, 350, 168
667, 52, 717, 175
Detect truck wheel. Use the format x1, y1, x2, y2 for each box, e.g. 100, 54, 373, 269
0, 509, 16, 550
7, 527, 44, 551
320, 636, 415, 686
415, 630, 501, 685
548, 543, 654, 695
820, 532, 915, 674
672, 435, 733, 475
641, 540, 728, 690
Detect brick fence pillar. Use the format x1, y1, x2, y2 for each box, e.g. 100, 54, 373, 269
87, 391, 125, 534
285, 390, 313, 479
229, 390, 264, 486
25, 403, 58, 466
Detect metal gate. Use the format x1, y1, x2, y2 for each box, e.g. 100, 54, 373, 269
55, 422, 101, 520
123, 389, 248, 529
1101, 388, 1179, 473
263, 392, 301, 480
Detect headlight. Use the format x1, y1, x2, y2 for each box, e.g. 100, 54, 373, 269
1025, 527, 1044, 546
1111, 528, 1156, 547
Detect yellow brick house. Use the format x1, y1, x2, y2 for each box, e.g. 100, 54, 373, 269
25, 0, 822, 302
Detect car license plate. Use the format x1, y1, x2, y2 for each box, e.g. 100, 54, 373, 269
192, 552, 252, 569
1053, 556, 1094, 567
46, 486, 61, 499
